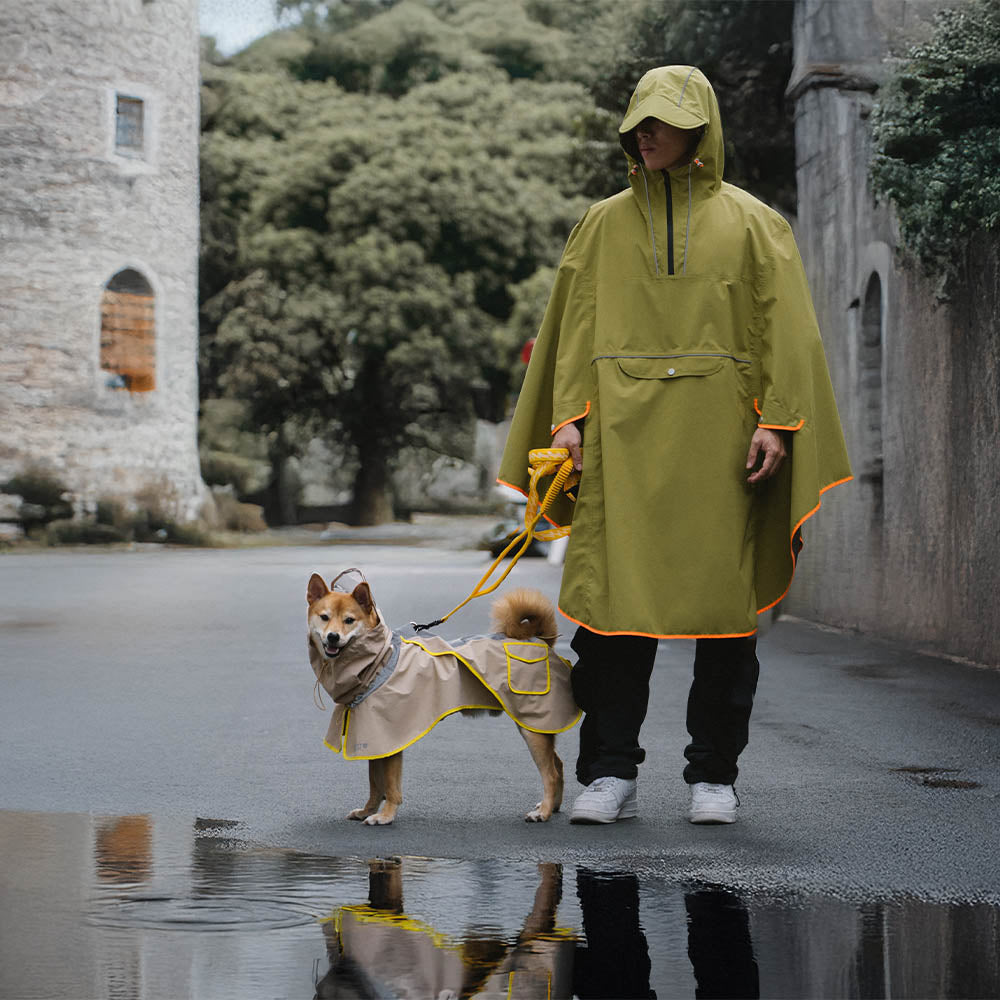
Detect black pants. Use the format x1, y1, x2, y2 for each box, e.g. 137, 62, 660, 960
573, 869, 655, 1000
570, 627, 759, 786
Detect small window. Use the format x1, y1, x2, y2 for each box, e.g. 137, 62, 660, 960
101, 269, 155, 392
115, 95, 144, 154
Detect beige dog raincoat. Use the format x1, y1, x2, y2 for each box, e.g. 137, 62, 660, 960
312, 613, 580, 760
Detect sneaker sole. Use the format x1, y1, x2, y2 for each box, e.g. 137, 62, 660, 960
570, 802, 638, 824
688, 810, 737, 825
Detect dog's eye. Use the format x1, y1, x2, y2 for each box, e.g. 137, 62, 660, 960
344, 616, 355, 625
319, 613, 330, 622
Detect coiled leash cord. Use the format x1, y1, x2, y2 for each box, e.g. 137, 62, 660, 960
411, 448, 579, 632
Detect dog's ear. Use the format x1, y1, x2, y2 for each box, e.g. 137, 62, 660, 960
307, 573, 329, 605
352, 581, 375, 615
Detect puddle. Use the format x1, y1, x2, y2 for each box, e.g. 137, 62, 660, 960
1, 810, 998, 999
891, 766, 983, 790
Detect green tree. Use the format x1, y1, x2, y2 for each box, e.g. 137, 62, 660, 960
200, 47, 590, 522
870, 0, 1000, 288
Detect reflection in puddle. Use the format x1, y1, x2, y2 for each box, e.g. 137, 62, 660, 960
317, 859, 575, 998
0, 810, 997, 999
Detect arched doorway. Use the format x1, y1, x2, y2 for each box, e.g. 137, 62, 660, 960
100, 268, 155, 392
859, 272, 883, 518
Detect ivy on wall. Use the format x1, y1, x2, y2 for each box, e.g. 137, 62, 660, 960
870, 0, 1000, 286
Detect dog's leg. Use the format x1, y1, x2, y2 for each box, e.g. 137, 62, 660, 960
363, 752, 402, 826
348, 760, 386, 821
518, 729, 563, 822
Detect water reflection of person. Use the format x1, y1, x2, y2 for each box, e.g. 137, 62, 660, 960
572, 869, 655, 1000
685, 886, 759, 999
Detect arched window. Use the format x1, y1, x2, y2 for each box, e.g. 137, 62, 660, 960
100, 269, 155, 392
859, 272, 883, 515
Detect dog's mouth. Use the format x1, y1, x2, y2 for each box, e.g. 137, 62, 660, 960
323, 643, 344, 658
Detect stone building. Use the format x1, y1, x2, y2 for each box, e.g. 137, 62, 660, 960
785, 0, 1000, 665
0, 0, 204, 522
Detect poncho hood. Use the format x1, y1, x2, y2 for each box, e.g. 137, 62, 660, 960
619, 65, 724, 197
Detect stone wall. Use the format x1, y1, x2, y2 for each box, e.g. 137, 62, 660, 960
786, 0, 1000, 665
0, 0, 204, 519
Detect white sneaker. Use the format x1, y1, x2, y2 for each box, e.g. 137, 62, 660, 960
569, 776, 638, 824
689, 782, 739, 824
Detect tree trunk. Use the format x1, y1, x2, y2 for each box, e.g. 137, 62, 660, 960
353, 454, 393, 525
261, 427, 299, 526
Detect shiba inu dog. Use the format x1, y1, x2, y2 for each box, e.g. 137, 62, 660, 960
307, 572, 580, 826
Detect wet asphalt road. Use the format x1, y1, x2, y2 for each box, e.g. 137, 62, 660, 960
1, 537, 999, 904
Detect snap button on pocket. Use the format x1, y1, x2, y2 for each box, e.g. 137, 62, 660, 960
667, 368, 675, 375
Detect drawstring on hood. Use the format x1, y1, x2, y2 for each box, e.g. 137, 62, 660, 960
619, 66, 725, 276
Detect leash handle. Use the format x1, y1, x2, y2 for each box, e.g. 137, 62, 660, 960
411, 449, 577, 631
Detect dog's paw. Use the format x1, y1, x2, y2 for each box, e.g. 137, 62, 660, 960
524, 802, 552, 823
347, 808, 371, 821
363, 813, 394, 826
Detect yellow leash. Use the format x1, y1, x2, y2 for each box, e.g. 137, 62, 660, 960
411, 448, 579, 632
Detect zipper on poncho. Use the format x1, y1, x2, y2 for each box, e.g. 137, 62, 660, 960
662, 170, 675, 275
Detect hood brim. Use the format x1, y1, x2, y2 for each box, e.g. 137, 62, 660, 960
618, 93, 709, 164
619, 93, 708, 136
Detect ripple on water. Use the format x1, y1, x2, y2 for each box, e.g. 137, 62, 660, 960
87, 893, 320, 932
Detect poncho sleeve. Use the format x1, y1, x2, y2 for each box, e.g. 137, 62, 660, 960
497, 212, 595, 526
754, 215, 837, 432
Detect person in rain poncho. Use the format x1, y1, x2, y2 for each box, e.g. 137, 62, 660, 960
498, 66, 852, 825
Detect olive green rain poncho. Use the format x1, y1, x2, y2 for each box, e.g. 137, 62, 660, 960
498, 66, 852, 638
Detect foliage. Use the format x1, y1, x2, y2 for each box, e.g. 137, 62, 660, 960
496, 265, 556, 395
42, 495, 213, 547
206, 489, 269, 533
3, 465, 69, 511
272, 0, 618, 89
198, 398, 271, 497
44, 520, 129, 546
870, 0, 1000, 285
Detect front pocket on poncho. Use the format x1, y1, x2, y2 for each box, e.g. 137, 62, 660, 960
615, 356, 726, 379
504, 641, 551, 695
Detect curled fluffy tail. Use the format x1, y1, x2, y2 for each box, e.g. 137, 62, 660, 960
491, 588, 558, 647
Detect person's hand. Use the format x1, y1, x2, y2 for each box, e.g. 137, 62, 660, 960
746, 427, 787, 484
552, 422, 583, 471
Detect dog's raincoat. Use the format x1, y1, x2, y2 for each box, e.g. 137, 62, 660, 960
498, 66, 852, 638
312, 613, 580, 760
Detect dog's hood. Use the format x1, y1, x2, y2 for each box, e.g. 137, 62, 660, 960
313, 611, 394, 705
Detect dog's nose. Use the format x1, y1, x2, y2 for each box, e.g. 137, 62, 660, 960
326, 633, 340, 646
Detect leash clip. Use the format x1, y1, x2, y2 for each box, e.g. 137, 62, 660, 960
410, 618, 443, 633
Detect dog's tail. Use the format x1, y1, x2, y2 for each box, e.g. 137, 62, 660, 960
491, 588, 558, 647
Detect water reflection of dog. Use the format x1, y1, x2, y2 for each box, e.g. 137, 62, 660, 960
314, 858, 575, 999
